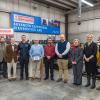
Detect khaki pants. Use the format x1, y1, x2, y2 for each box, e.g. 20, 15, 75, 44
57, 59, 68, 80
40, 59, 44, 79
29, 59, 41, 78
7, 59, 17, 79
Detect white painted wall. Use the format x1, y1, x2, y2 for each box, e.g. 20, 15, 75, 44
68, 8, 100, 43
0, 0, 65, 41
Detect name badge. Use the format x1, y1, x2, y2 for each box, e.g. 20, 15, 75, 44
33, 56, 40, 61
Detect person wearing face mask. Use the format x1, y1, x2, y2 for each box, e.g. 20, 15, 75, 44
44, 38, 55, 81
84, 34, 97, 89
5, 38, 18, 81
70, 39, 83, 86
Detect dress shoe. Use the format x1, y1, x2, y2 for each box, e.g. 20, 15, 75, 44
51, 78, 54, 81
96, 86, 100, 90
56, 78, 62, 82
44, 77, 48, 80
64, 80, 68, 83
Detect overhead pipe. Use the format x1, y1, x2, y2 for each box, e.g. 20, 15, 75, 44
78, 0, 82, 18
77, 0, 82, 25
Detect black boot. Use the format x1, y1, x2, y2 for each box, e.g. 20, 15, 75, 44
90, 76, 96, 89
85, 76, 91, 87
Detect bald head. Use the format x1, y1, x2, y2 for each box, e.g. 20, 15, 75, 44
60, 34, 66, 42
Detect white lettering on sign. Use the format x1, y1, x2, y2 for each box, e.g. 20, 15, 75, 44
14, 14, 34, 24
0, 29, 13, 35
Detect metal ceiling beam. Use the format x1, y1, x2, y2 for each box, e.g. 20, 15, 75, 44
32, 0, 70, 10
70, 0, 78, 4
66, 2, 100, 14
55, 0, 77, 8
44, 0, 73, 9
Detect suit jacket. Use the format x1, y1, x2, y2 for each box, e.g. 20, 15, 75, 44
70, 46, 83, 64
0, 43, 6, 62
84, 42, 97, 62
5, 44, 18, 63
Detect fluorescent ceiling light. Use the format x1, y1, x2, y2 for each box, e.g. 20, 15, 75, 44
82, 0, 94, 7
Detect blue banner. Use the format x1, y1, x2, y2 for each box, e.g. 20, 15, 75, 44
10, 12, 60, 35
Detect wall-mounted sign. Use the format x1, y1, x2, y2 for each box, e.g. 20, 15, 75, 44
0, 29, 13, 36
10, 12, 60, 35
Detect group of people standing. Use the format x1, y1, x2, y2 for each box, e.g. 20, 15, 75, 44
0, 34, 99, 90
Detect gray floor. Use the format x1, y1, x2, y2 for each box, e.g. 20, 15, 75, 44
0, 70, 100, 100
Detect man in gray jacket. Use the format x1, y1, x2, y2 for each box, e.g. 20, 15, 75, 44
0, 37, 7, 78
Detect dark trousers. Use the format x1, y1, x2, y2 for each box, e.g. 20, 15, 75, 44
20, 59, 29, 79
44, 58, 54, 79
85, 61, 97, 80
0, 59, 7, 78
73, 62, 83, 85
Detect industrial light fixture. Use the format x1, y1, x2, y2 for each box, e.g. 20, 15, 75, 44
82, 0, 94, 7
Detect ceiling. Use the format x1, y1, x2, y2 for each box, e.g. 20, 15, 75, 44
31, 0, 100, 11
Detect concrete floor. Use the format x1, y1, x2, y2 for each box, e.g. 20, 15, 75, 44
0, 70, 100, 100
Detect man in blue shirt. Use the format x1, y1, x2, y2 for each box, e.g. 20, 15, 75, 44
29, 40, 44, 81
18, 35, 30, 80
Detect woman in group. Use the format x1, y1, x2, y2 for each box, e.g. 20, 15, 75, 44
84, 34, 97, 89
70, 39, 83, 86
